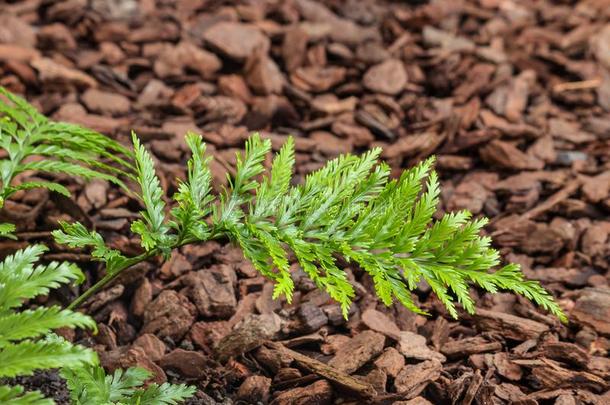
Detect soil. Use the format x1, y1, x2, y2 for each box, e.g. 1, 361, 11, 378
1, 0, 609, 404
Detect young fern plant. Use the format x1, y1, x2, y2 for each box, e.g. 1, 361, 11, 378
0, 245, 98, 404
0, 245, 195, 405
0, 87, 133, 238
55, 132, 566, 322
61, 364, 195, 405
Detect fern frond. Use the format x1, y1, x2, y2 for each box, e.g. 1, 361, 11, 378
61, 365, 194, 405
0, 246, 99, 404
215, 133, 271, 227
0, 338, 97, 378
252, 136, 295, 218
0, 222, 16, 239
5, 181, 71, 198
0, 87, 133, 234
0, 307, 96, 347
132, 382, 197, 405
170, 132, 213, 242
0, 246, 85, 310
58, 132, 566, 323
51, 221, 127, 274
131, 132, 170, 252
0, 385, 52, 405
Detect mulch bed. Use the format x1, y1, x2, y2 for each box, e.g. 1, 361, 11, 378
1, 0, 609, 404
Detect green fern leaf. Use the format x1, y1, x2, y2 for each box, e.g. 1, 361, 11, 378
0, 385, 53, 405
0, 307, 96, 347
0, 222, 16, 240
0, 339, 97, 378
131, 132, 170, 252
0, 258, 85, 310
131, 382, 197, 405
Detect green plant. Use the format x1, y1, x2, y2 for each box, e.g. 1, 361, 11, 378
61, 365, 195, 405
0, 245, 98, 404
55, 132, 566, 322
0, 245, 195, 405
0, 87, 133, 238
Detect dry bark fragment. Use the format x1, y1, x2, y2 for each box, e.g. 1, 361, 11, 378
271, 380, 333, 405
237, 375, 272, 403
394, 360, 442, 398
81, 88, 130, 115
141, 290, 196, 341
31, 57, 97, 89
361, 308, 401, 340
158, 349, 208, 379
203, 22, 270, 62
441, 337, 502, 359
283, 26, 308, 72
132, 334, 166, 363
363, 59, 408, 95
571, 288, 610, 335
327, 330, 385, 374
515, 359, 608, 393
474, 308, 549, 340
374, 347, 405, 378
180, 265, 237, 319
130, 277, 152, 318
216, 314, 282, 362
540, 341, 589, 368
245, 50, 284, 95
493, 352, 523, 381
266, 342, 376, 398
479, 140, 544, 170
398, 332, 446, 362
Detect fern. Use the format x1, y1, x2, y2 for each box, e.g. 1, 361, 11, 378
0, 87, 133, 235
55, 132, 566, 323
61, 365, 195, 405
0, 245, 98, 402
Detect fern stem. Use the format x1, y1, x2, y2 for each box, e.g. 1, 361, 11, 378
68, 251, 157, 310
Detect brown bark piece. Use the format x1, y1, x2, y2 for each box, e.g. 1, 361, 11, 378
154, 42, 221, 79
81, 88, 130, 115
540, 341, 589, 368
363, 59, 408, 95
158, 349, 208, 378
141, 290, 196, 341
237, 375, 272, 404
474, 308, 549, 340
181, 265, 237, 319
203, 22, 270, 61
216, 314, 282, 362
398, 332, 446, 362
374, 347, 405, 378
518, 359, 608, 393
267, 342, 376, 398
493, 352, 523, 381
361, 308, 401, 340
245, 50, 285, 95
571, 288, 610, 335
283, 27, 308, 73
480, 140, 544, 170
270, 380, 333, 405
327, 330, 385, 374
441, 337, 502, 359
394, 360, 443, 398
31, 57, 97, 88
132, 333, 166, 362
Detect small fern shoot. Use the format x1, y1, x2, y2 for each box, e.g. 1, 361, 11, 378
55, 132, 566, 322
61, 365, 196, 405
0, 245, 98, 404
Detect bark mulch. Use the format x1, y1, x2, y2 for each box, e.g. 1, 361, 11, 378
1, 0, 609, 404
